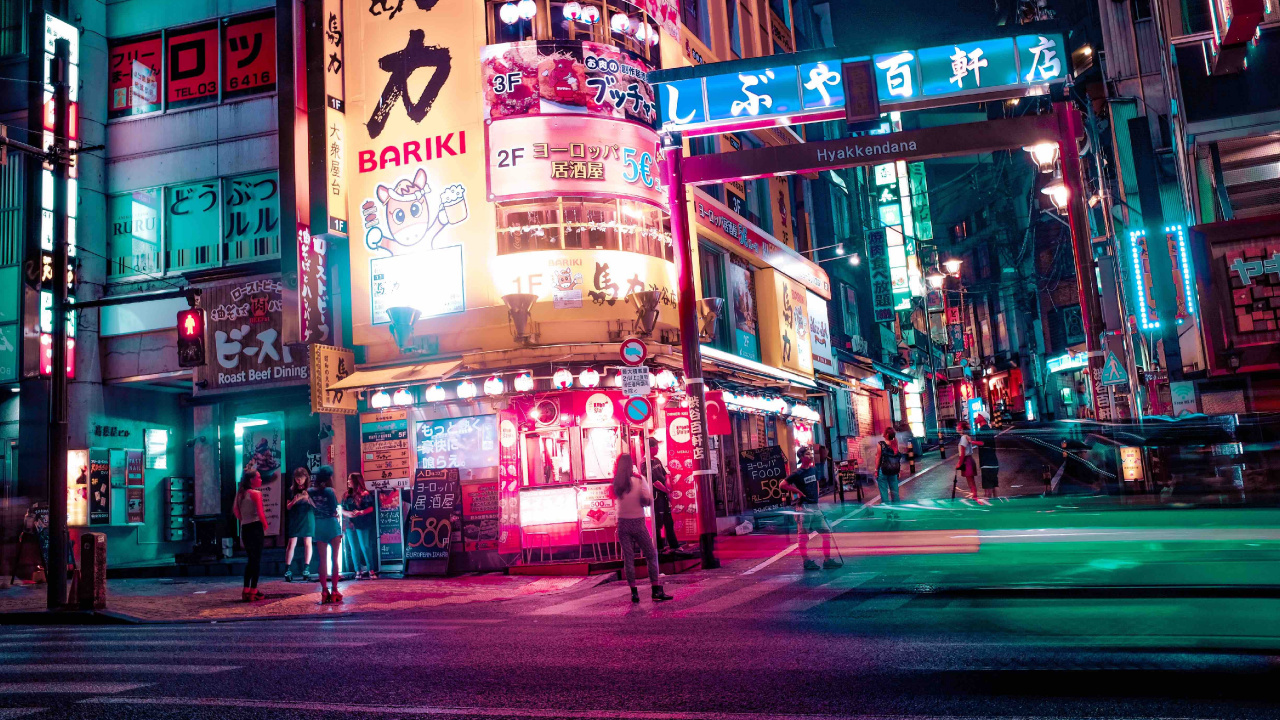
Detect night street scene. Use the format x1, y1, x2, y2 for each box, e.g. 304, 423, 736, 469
5, 0, 1280, 719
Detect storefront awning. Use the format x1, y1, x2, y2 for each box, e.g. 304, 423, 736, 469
327, 359, 461, 392
699, 345, 817, 388
870, 359, 915, 386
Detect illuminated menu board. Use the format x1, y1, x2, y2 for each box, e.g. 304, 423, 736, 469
415, 415, 499, 470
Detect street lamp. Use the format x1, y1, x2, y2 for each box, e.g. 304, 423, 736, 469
1042, 180, 1070, 214
926, 272, 946, 288
942, 258, 962, 276
1024, 142, 1060, 173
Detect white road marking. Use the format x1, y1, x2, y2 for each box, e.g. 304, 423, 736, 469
741, 533, 813, 575
855, 594, 914, 611
528, 586, 634, 616
0, 640, 375, 648
78, 697, 1210, 720
771, 571, 879, 613
677, 575, 800, 615
0, 651, 302, 662
0, 664, 237, 674
590, 579, 736, 617
0, 682, 149, 694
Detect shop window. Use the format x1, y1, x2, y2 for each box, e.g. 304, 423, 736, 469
582, 426, 622, 480
726, 0, 742, 57
107, 189, 163, 281
490, 2, 535, 43
165, 180, 221, 273
525, 429, 575, 486
107, 33, 162, 119
551, 0, 609, 43
698, 242, 732, 351
681, 0, 714, 48
495, 198, 671, 260
223, 171, 282, 264
222, 12, 277, 101
166, 23, 221, 111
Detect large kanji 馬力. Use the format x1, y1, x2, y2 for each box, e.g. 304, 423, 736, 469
368, 28, 452, 139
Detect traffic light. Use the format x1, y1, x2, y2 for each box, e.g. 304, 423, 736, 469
176, 307, 206, 368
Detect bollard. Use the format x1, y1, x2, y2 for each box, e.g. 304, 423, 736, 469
78, 532, 106, 610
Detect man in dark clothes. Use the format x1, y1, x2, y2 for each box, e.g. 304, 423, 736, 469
644, 437, 681, 553
780, 447, 841, 571
974, 415, 1001, 498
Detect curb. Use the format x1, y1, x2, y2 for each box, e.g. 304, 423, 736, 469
0, 609, 140, 625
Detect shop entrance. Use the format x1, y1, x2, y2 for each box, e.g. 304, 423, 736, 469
234, 411, 286, 540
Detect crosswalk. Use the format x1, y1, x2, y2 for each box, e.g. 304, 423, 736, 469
521, 567, 910, 619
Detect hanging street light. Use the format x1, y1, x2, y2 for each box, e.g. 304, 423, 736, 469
1024, 142, 1060, 173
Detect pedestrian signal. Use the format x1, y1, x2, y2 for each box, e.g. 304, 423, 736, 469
176, 308, 206, 368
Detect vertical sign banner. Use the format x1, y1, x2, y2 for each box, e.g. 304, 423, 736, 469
807, 291, 835, 374
462, 481, 501, 550
497, 411, 522, 555
242, 423, 283, 535
89, 449, 110, 525
867, 229, 894, 323
296, 224, 332, 344
757, 270, 813, 376
323, 0, 348, 236
345, 0, 492, 346
68, 450, 89, 527
125, 450, 145, 524
664, 406, 701, 541
223, 12, 277, 100
361, 410, 411, 488
166, 24, 219, 110
377, 489, 405, 562
309, 343, 357, 414
406, 468, 461, 568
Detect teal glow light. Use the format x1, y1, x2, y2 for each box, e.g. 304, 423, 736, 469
1128, 230, 1158, 331
1166, 224, 1197, 317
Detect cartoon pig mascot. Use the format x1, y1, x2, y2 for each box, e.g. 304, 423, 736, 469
362, 168, 468, 256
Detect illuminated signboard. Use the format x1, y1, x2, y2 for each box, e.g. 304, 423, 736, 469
1046, 352, 1088, 374
655, 33, 1066, 133
39, 14, 78, 378
415, 415, 499, 471
485, 115, 663, 206
1126, 225, 1196, 332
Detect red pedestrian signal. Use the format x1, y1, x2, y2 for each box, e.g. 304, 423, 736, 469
176, 308, 206, 368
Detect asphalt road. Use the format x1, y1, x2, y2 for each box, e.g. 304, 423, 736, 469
2, 563, 1279, 720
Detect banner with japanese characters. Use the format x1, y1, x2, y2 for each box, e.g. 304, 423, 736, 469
296, 224, 332, 344
481, 40, 656, 127
193, 275, 309, 394
322, 0, 348, 236
663, 406, 702, 542
108, 34, 161, 119
345, 0, 492, 347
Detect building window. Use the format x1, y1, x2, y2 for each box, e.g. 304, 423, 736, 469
698, 242, 732, 351
726, 0, 742, 57
769, 0, 791, 27
682, 0, 713, 48
496, 197, 673, 261
0, 0, 23, 57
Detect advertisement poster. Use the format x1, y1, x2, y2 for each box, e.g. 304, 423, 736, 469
241, 424, 282, 535
740, 445, 789, 511
415, 415, 499, 471
194, 275, 310, 393
166, 24, 219, 109
345, 0, 492, 346
309, 344, 358, 414
89, 449, 110, 525
126, 487, 145, 525
361, 410, 411, 488
485, 115, 662, 206
377, 489, 405, 563
758, 270, 813, 376
664, 407, 700, 541
406, 468, 461, 565
807, 291, 835, 374
727, 257, 761, 362
108, 34, 162, 118
481, 40, 656, 126
577, 482, 616, 532
68, 450, 88, 527
462, 481, 500, 551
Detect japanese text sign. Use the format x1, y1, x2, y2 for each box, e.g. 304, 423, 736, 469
108, 35, 161, 118
166, 24, 219, 109
223, 12, 276, 100
664, 406, 701, 541
297, 224, 333, 344
362, 409, 412, 488
193, 275, 309, 393
309, 343, 357, 415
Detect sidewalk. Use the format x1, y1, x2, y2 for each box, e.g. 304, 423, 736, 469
0, 573, 598, 623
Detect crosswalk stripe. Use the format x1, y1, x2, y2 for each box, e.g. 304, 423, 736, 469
0, 664, 237, 674
854, 594, 913, 611
0, 640, 375, 648
0, 630, 424, 640
676, 575, 800, 615
0, 682, 149, 694
583, 578, 737, 618
0, 709, 46, 718
528, 586, 634, 616
0, 652, 303, 662
770, 571, 879, 613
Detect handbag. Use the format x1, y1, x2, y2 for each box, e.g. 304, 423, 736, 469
878, 442, 901, 475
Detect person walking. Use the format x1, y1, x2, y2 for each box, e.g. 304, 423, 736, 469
956, 420, 980, 500
284, 467, 315, 582
895, 423, 916, 476
780, 447, 840, 570
342, 473, 378, 579
876, 427, 902, 506
643, 437, 680, 554
975, 415, 1001, 498
612, 452, 673, 604
309, 465, 344, 604
232, 469, 266, 602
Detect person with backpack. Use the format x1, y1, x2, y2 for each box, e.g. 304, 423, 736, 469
876, 427, 902, 505
780, 447, 840, 570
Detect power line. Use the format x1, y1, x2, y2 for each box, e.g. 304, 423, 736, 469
69, 242, 187, 292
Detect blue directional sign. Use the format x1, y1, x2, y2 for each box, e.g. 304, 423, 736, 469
798, 61, 845, 109
917, 38, 1019, 96
704, 65, 800, 122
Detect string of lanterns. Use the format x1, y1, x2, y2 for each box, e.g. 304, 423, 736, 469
368, 366, 685, 407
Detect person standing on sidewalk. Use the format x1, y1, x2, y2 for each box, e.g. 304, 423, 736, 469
342, 473, 378, 579
284, 467, 314, 583
644, 437, 680, 554
780, 447, 839, 571
975, 415, 1001, 499
612, 452, 673, 604
956, 420, 980, 500
310, 465, 343, 604
232, 469, 266, 602
876, 427, 903, 506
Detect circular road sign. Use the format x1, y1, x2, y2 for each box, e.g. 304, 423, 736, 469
623, 396, 653, 425
619, 337, 648, 366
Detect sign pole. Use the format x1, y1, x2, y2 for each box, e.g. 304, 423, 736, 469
47, 40, 71, 610
661, 132, 719, 570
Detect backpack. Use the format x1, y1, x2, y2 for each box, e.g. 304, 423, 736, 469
878, 442, 901, 476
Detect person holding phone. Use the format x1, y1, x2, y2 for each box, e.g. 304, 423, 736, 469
309, 466, 344, 604
284, 467, 314, 583
342, 473, 378, 579
612, 452, 673, 604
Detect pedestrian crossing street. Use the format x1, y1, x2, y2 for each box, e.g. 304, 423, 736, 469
524, 567, 921, 618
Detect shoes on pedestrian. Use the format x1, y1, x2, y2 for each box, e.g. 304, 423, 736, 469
331, 589, 344, 604
302, 570, 311, 582
803, 559, 821, 571
250, 589, 265, 601
320, 590, 332, 605
284, 570, 293, 583
241, 589, 254, 602
630, 587, 640, 604
822, 558, 843, 570
369, 571, 378, 580
651, 586, 674, 602
358, 571, 370, 580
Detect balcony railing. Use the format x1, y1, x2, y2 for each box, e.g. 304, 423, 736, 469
486, 0, 662, 67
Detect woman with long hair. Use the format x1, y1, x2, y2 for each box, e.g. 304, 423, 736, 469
342, 472, 378, 579
309, 465, 343, 604
956, 420, 980, 500
612, 452, 672, 604
232, 469, 266, 602
876, 426, 902, 505
284, 467, 314, 582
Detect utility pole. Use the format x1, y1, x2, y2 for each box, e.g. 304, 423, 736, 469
47, 39, 71, 610
660, 131, 720, 570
